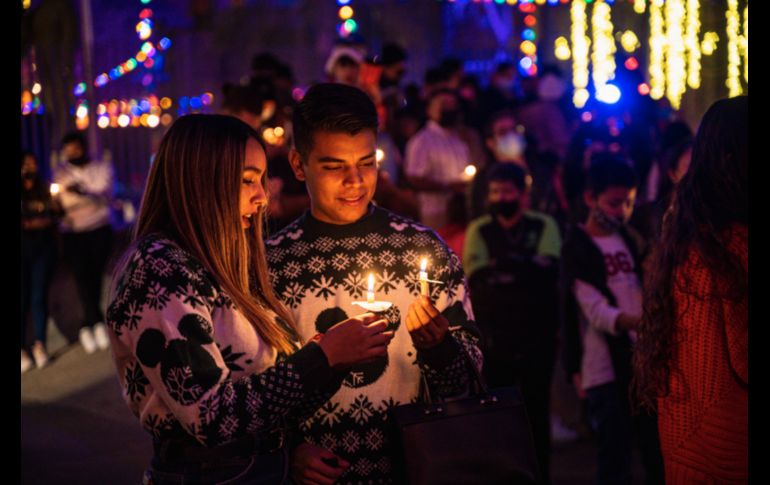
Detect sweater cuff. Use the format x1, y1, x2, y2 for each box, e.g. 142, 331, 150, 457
285, 341, 337, 393
417, 333, 462, 369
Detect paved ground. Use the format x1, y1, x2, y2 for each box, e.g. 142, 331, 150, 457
21, 261, 646, 484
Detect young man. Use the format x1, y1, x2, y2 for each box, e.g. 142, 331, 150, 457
462, 163, 561, 484
53, 132, 114, 354
266, 83, 482, 485
560, 157, 664, 485
403, 89, 472, 229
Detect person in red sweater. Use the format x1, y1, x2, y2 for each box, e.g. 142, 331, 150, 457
633, 96, 748, 484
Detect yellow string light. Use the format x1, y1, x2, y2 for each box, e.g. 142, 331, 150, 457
555, 36, 571, 61
726, 0, 743, 97
591, 0, 616, 92
685, 0, 701, 89
742, 6, 748, 84
621, 31, 640, 53
701, 32, 719, 56
571, 0, 590, 108
665, 0, 686, 109
649, 0, 666, 100
634, 0, 646, 15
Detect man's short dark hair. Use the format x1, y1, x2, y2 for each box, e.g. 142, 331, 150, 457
381, 43, 407, 66
587, 155, 638, 196
61, 131, 87, 150
483, 109, 518, 139
292, 83, 378, 161
487, 163, 531, 192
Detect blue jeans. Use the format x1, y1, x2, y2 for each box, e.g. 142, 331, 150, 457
144, 448, 288, 485
21, 236, 56, 347
586, 382, 633, 485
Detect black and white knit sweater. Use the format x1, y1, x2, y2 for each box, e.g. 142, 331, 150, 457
266, 205, 483, 484
106, 233, 343, 452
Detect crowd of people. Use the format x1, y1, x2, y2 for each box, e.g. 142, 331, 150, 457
21, 37, 748, 485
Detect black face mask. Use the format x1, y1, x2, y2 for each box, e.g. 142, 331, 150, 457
438, 109, 461, 128
68, 155, 89, 167
489, 200, 520, 219
22, 172, 37, 181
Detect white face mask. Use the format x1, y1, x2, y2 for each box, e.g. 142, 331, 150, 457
494, 133, 527, 160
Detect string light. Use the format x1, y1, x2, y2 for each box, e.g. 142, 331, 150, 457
571, 0, 590, 108
701, 32, 718, 56
92, 93, 211, 129
339, 6, 353, 19
337, 0, 358, 38
726, 0, 743, 97
591, 0, 616, 93
554, 36, 571, 60
620, 30, 640, 53
634, 0, 645, 14
519, 7, 538, 77
742, 6, 748, 84
648, 0, 666, 100
685, 0, 701, 89
665, 0, 686, 109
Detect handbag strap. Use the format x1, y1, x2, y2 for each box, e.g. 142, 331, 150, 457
418, 339, 491, 406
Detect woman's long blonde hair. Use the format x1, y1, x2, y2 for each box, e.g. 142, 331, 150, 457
113, 114, 298, 355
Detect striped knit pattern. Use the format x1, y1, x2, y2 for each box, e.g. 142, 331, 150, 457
658, 225, 748, 484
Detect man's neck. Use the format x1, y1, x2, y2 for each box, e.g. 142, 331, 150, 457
584, 219, 614, 237
496, 211, 523, 229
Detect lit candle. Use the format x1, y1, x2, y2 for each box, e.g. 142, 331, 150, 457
463, 164, 477, 180
50, 183, 61, 196
367, 273, 375, 303
419, 258, 429, 296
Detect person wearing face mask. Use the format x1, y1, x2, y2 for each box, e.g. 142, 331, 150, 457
479, 62, 519, 124
468, 110, 530, 220
21, 152, 63, 373
560, 157, 664, 485
404, 88, 473, 229
463, 163, 561, 484
52, 132, 115, 355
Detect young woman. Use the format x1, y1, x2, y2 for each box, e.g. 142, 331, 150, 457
633, 96, 748, 484
21, 152, 61, 372
106, 114, 393, 484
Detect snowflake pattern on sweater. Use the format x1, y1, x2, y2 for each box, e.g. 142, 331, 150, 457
106, 234, 342, 449
267, 206, 483, 484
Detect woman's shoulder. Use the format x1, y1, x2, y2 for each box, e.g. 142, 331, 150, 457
113, 234, 219, 307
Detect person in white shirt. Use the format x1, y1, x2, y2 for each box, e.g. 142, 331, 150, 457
404, 89, 472, 229
53, 132, 114, 354
560, 156, 663, 485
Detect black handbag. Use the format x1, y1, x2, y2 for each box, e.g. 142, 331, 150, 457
389, 350, 540, 485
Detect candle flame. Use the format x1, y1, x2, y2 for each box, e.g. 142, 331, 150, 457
420, 258, 427, 271
50, 183, 60, 195
368, 273, 374, 291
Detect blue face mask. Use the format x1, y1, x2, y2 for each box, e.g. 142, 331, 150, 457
494, 133, 527, 160
591, 207, 624, 232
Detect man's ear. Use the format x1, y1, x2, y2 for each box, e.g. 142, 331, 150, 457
288, 149, 306, 182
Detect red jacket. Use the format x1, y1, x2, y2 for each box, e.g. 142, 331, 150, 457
658, 224, 748, 484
